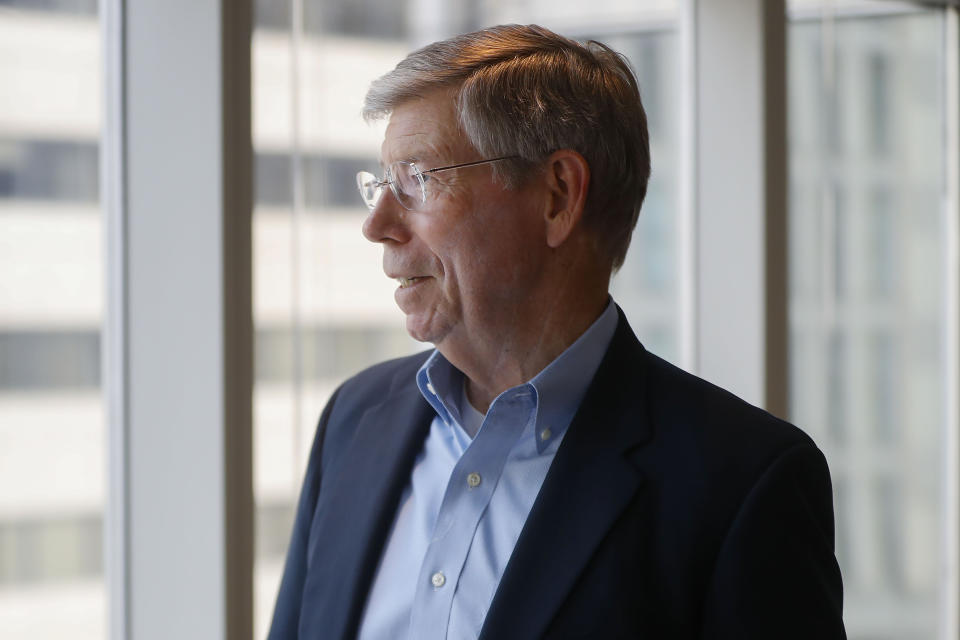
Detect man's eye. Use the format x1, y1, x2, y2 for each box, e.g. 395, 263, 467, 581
395, 175, 416, 192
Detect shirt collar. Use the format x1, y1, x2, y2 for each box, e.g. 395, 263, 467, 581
416, 351, 464, 431
416, 298, 619, 454
525, 298, 618, 453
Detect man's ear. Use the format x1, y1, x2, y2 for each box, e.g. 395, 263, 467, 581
542, 150, 590, 248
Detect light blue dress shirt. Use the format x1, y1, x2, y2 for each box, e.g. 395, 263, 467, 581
356, 300, 618, 640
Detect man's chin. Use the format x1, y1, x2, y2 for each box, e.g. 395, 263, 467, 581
404, 314, 443, 345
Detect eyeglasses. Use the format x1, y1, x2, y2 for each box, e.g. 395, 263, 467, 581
356, 156, 517, 211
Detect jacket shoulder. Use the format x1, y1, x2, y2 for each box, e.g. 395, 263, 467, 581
642, 349, 814, 456
628, 350, 839, 625
630, 347, 827, 534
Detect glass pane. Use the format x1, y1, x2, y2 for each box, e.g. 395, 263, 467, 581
0, 5, 105, 640
252, 1, 679, 636
788, 6, 946, 639
602, 30, 679, 361
251, 3, 412, 635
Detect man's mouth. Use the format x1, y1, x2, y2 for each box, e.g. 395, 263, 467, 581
397, 276, 427, 288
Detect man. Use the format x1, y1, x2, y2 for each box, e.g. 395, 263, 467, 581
269, 24, 845, 640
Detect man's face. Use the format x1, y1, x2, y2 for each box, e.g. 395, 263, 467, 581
362, 90, 548, 355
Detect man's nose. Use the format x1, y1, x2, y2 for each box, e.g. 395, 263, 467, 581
361, 190, 409, 244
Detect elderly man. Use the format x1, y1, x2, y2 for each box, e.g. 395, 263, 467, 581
268, 24, 845, 640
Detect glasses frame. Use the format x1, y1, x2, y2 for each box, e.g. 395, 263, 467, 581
356, 155, 518, 211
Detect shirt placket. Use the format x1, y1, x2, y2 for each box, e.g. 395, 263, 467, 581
407, 387, 535, 639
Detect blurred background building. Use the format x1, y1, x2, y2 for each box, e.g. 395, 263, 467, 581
0, 0, 952, 638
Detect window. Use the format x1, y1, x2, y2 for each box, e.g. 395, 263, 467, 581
788, 5, 948, 637
22, 1, 949, 636
0, 4, 104, 638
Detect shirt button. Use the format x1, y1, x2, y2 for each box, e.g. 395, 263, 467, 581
540, 427, 552, 441
467, 472, 481, 488
431, 571, 446, 588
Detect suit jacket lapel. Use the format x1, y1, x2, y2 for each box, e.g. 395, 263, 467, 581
299, 372, 433, 640
480, 313, 653, 640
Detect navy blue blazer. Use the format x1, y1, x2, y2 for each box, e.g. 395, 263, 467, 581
268, 312, 846, 639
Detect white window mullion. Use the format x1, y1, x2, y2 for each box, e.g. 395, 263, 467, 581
942, 7, 960, 640
689, 0, 788, 415
103, 1, 254, 638
101, 0, 130, 638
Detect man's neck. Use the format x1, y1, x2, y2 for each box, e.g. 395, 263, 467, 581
449, 290, 610, 413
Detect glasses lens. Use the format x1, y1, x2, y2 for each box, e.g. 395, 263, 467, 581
392, 162, 424, 209
356, 171, 381, 210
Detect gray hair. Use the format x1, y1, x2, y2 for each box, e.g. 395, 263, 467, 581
362, 24, 651, 271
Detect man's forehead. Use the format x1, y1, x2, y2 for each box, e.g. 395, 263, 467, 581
379, 91, 464, 166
